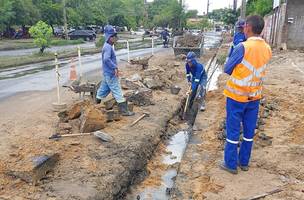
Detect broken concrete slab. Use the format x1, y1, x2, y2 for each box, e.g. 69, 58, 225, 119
7, 153, 59, 185
80, 105, 107, 133
120, 78, 143, 90
67, 100, 90, 120
125, 88, 153, 106
143, 76, 164, 89
103, 97, 117, 110
130, 73, 142, 82
143, 67, 164, 77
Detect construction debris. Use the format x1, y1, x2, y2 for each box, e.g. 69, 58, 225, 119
125, 88, 154, 106
175, 34, 202, 48
7, 153, 59, 185
79, 105, 107, 133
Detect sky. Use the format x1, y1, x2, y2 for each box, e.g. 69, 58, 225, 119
184, 0, 243, 15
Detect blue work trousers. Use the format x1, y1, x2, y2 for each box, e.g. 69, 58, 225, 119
224, 97, 260, 170
96, 74, 125, 103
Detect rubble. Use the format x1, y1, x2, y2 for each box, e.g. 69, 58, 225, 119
120, 78, 144, 90
175, 34, 202, 48
143, 76, 164, 89
125, 88, 154, 106
79, 105, 107, 133
7, 153, 59, 185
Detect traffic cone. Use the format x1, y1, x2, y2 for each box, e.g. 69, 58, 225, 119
69, 58, 77, 81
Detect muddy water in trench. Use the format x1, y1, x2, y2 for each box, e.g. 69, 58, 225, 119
126, 50, 223, 200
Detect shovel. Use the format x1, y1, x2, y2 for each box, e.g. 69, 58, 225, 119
49, 130, 113, 142
182, 85, 192, 120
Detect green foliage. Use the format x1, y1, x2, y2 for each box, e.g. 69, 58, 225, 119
187, 18, 212, 30
246, 0, 273, 16
0, 0, 14, 31
186, 10, 198, 18
29, 21, 52, 53
208, 8, 238, 25
51, 38, 84, 46
95, 36, 105, 48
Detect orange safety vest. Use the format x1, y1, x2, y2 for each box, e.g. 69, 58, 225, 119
224, 37, 272, 102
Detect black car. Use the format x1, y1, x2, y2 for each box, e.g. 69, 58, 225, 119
68, 30, 96, 41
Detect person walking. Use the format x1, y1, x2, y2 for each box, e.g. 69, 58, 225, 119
96, 25, 134, 116
220, 15, 272, 174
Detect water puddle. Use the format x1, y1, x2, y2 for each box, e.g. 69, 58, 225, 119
127, 130, 190, 200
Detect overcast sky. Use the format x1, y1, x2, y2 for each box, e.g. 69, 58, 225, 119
184, 0, 243, 14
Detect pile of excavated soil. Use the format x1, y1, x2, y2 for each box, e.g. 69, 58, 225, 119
176, 34, 202, 48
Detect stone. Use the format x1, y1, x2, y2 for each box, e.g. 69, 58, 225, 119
79, 105, 107, 133
143, 76, 164, 89
258, 125, 265, 131
67, 101, 90, 120
58, 123, 72, 130
143, 67, 163, 77
57, 111, 68, 123
170, 85, 181, 95
174, 62, 180, 67
125, 88, 153, 106
7, 153, 59, 185
130, 73, 142, 82
103, 97, 117, 110
120, 78, 143, 90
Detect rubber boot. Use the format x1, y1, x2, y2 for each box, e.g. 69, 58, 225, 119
118, 101, 135, 116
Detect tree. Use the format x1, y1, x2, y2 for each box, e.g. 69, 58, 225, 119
11, 0, 40, 26
33, 0, 63, 33
208, 8, 238, 25
246, 0, 273, 17
186, 10, 198, 18
29, 21, 53, 53
0, 0, 15, 32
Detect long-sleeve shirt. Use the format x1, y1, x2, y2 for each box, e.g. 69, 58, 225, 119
102, 42, 117, 77
224, 43, 245, 75
228, 31, 246, 58
186, 61, 207, 90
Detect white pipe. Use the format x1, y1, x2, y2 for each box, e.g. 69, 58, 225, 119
55, 53, 60, 104
152, 37, 154, 55
127, 40, 130, 62
77, 45, 82, 77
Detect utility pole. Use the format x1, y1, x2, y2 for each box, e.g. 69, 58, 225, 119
207, 0, 210, 15
240, 0, 246, 19
63, 0, 68, 40
233, 0, 237, 12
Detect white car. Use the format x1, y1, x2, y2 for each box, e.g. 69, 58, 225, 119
131, 28, 145, 35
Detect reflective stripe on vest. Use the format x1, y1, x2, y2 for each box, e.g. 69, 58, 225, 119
194, 79, 200, 82
229, 59, 267, 87
225, 85, 262, 97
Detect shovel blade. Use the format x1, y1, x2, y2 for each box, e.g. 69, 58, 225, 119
94, 131, 113, 142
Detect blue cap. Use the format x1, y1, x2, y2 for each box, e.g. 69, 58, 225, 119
104, 25, 117, 42
186, 51, 196, 62
236, 19, 245, 28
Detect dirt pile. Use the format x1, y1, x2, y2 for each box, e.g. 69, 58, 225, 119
175, 34, 202, 48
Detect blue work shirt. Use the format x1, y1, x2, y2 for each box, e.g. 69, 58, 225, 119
102, 42, 117, 77
228, 31, 246, 58
224, 43, 245, 75
186, 59, 207, 91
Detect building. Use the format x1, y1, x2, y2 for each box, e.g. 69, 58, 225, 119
263, 0, 304, 49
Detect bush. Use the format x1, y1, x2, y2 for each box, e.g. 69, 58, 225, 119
29, 21, 53, 54
95, 36, 105, 48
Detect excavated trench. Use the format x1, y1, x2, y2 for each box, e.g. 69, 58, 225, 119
124, 56, 222, 200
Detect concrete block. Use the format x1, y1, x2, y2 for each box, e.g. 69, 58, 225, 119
7, 153, 59, 185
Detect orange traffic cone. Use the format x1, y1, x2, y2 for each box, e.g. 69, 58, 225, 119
69, 58, 77, 81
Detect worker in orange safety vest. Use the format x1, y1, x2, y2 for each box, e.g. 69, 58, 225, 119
220, 15, 272, 174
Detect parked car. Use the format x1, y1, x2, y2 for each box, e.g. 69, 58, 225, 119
68, 30, 96, 41
54, 27, 64, 37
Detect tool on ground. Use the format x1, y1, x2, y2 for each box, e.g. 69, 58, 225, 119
182, 85, 192, 120
130, 112, 150, 127
49, 130, 113, 142
241, 188, 284, 200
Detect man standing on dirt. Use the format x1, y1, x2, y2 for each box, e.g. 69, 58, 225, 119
220, 15, 272, 174
185, 51, 207, 111
96, 25, 134, 116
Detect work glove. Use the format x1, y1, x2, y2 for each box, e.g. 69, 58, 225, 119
187, 76, 191, 83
